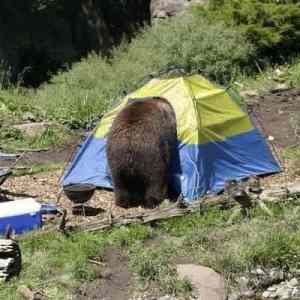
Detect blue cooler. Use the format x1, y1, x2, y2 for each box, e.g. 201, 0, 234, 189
0, 198, 42, 235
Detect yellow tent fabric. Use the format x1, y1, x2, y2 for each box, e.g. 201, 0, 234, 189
94, 74, 253, 144
62, 74, 280, 200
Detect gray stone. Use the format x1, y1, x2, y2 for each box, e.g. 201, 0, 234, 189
158, 296, 177, 300
22, 112, 36, 122
151, 0, 208, 19
177, 264, 226, 300
13, 122, 52, 138
227, 293, 240, 300
237, 276, 249, 289
287, 278, 298, 288
262, 290, 272, 298
287, 182, 300, 195
292, 288, 300, 297
240, 90, 259, 98
267, 286, 278, 292
241, 289, 255, 298
275, 285, 292, 299
256, 268, 265, 276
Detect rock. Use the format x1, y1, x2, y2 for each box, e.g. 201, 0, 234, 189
176, 264, 226, 300
256, 268, 265, 276
275, 285, 292, 299
22, 112, 36, 122
262, 290, 273, 298
227, 293, 240, 300
287, 278, 298, 288
292, 288, 300, 297
12, 122, 51, 138
267, 286, 278, 292
240, 90, 259, 98
158, 296, 177, 300
151, 0, 208, 19
287, 182, 300, 195
236, 276, 249, 293
241, 289, 255, 298
270, 84, 290, 94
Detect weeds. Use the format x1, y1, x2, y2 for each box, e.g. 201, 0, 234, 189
0, 12, 253, 135
129, 242, 192, 296
2, 201, 300, 299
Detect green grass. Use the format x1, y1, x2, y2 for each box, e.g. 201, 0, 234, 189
0, 12, 253, 132
0, 124, 76, 153
2, 201, 300, 298
129, 242, 193, 296
0, 231, 108, 299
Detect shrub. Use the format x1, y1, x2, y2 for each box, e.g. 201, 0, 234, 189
194, 0, 300, 60
27, 13, 252, 128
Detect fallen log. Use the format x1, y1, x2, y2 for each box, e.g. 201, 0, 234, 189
69, 182, 300, 233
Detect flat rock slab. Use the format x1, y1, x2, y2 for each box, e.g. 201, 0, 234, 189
177, 264, 226, 300
13, 122, 52, 138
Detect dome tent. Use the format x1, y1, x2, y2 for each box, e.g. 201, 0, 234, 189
62, 74, 280, 201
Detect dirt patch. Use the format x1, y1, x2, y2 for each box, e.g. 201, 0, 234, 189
249, 88, 300, 148
0, 169, 154, 226
0, 88, 300, 224
74, 248, 133, 300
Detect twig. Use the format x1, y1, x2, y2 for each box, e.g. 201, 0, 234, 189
15, 148, 50, 153
88, 258, 106, 266
58, 209, 68, 233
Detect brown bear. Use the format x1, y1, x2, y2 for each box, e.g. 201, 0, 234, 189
106, 96, 177, 209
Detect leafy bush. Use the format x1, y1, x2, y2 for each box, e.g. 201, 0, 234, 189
194, 0, 300, 60
26, 14, 252, 128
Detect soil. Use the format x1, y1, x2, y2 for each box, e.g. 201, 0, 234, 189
248, 88, 300, 148
74, 248, 133, 300
0, 88, 300, 299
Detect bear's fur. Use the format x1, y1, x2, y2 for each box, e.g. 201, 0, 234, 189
106, 96, 177, 209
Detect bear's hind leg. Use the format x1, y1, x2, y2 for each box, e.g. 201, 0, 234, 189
114, 186, 132, 208
144, 180, 167, 209
114, 172, 145, 208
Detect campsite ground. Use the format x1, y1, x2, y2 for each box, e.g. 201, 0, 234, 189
2, 2, 300, 298
0, 87, 300, 299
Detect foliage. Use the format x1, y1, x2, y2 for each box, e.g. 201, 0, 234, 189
129, 242, 193, 295
109, 224, 153, 247
194, 0, 300, 60
2, 200, 300, 298
289, 58, 300, 87
18, 13, 252, 129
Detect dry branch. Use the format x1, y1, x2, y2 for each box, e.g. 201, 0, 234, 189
68, 182, 300, 233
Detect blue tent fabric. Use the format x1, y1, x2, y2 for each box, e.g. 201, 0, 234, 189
62, 75, 281, 201
63, 128, 280, 202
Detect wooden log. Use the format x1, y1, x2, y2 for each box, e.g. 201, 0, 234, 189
16, 181, 300, 238
70, 182, 300, 233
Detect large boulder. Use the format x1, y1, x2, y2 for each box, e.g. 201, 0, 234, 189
151, 0, 207, 19
177, 264, 226, 300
